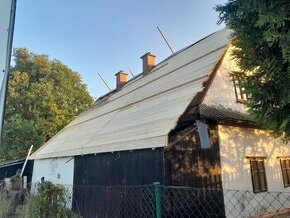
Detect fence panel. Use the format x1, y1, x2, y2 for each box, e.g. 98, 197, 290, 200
4, 182, 290, 218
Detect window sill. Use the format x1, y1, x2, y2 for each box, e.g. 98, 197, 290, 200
253, 190, 268, 194
236, 99, 247, 104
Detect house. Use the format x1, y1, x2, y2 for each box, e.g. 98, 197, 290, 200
29, 28, 290, 218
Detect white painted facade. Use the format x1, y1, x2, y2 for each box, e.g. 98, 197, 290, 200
32, 157, 74, 185
32, 157, 74, 207
203, 45, 247, 114
204, 47, 290, 217
219, 125, 290, 218
219, 125, 290, 192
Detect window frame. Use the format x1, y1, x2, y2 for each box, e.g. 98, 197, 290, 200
232, 75, 248, 103
247, 157, 268, 193
279, 157, 290, 188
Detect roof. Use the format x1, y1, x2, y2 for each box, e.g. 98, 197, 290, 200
199, 104, 252, 123
30, 28, 232, 160
0, 159, 25, 168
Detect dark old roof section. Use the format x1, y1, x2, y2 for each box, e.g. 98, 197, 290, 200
0, 159, 25, 168
199, 104, 253, 123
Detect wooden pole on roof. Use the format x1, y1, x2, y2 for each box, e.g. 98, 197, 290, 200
157, 26, 174, 54
127, 68, 135, 77
98, 73, 112, 91
20, 145, 33, 177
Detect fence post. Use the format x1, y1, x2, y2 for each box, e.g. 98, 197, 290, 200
154, 182, 162, 218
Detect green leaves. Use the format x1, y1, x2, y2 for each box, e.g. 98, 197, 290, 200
0, 48, 93, 161
216, 0, 290, 141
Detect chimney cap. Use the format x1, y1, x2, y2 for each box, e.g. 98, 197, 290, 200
115, 70, 128, 76
140, 52, 156, 59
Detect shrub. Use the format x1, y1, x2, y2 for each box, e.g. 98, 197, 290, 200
1, 181, 81, 218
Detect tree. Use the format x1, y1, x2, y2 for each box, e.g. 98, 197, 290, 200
216, 0, 290, 140
1, 48, 93, 161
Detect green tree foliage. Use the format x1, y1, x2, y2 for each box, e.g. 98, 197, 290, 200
216, 0, 290, 140
1, 48, 93, 161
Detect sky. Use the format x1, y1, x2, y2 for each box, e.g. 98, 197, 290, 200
13, 0, 227, 99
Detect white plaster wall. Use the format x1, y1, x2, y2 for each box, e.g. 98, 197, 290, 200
32, 157, 74, 185
219, 125, 290, 217
203, 45, 247, 113
202, 46, 290, 217
32, 157, 74, 207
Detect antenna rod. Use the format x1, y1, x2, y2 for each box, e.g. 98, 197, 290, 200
98, 73, 112, 91
127, 68, 135, 77
157, 26, 174, 54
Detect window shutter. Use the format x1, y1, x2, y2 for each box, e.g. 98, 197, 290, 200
281, 160, 288, 186
280, 158, 290, 187
251, 160, 260, 192
249, 158, 268, 193
258, 160, 267, 191
286, 160, 290, 186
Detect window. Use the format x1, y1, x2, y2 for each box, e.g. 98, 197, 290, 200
232, 75, 248, 103
249, 158, 268, 193
279, 158, 290, 187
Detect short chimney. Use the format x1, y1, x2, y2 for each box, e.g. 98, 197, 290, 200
115, 70, 128, 90
140, 52, 156, 76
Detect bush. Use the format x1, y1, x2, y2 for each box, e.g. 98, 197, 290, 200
36, 181, 68, 217
1, 181, 81, 218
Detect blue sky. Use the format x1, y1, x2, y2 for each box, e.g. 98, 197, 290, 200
13, 0, 227, 98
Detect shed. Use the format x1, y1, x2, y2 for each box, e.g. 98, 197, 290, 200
0, 159, 33, 184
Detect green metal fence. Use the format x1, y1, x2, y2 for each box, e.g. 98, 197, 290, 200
2, 182, 290, 218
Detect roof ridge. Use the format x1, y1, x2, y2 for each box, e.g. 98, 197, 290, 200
92, 28, 230, 105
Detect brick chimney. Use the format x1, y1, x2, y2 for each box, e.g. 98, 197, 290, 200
115, 70, 128, 90
140, 52, 156, 76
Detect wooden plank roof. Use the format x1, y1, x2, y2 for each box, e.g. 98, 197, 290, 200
30, 28, 232, 159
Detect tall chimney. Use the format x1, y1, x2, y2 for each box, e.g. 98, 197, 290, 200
140, 52, 156, 76
115, 70, 128, 90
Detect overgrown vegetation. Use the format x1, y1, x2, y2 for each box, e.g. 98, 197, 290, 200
0, 181, 81, 218
0, 192, 11, 218
216, 0, 290, 140
1, 48, 93, 161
